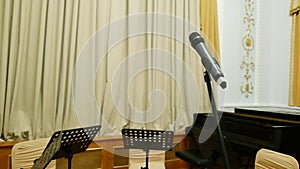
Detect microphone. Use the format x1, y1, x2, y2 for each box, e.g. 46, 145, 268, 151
189, 32, 227, 89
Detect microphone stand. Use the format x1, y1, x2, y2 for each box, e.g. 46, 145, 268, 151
203, 71, 230, 169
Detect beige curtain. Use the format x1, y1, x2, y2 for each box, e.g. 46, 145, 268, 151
0, 0, 210, 141
79, 0, 209, 135
200, 0, 220, 61
0, 0, 88, 141
289, 0, 300, 106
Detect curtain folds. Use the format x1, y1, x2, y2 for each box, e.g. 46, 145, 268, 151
289, 0, 300, 106
0, 0, 219, 141
0, 0, 84, 141
200, 0, 220, 62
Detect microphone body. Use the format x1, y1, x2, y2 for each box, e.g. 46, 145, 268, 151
189, 32, 227, 89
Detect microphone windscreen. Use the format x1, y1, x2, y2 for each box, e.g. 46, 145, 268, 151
189, 32, 204, 48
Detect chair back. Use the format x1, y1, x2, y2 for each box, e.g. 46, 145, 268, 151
11, 138, 56, 169
255, 148, 299, 169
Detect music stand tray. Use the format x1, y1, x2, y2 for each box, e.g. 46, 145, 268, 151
121, 128, 174, 169
32, 125, 101, 169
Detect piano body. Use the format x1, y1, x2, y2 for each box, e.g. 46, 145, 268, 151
186, 107, 300, 168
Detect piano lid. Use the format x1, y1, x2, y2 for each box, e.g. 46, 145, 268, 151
222, 106, 300, 125
222, 105, 300, 114
235, 106, 300, 115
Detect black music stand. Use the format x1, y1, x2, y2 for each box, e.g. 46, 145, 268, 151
32, 125, 101, 169
121, 129, 174, 169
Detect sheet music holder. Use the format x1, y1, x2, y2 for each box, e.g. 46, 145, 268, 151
32, 125, 101, 169
121, 128, 174, 169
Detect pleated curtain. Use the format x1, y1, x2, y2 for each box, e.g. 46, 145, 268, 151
0, 0, 220, 141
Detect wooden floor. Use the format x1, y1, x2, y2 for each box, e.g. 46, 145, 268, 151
166, 160, 190, 169
115, 159, 191, 169
117, 159, 229, 169
1, 133, 238, 169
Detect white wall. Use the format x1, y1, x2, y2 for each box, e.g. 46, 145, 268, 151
218, 0, 292, 108
255, 0, 292, 106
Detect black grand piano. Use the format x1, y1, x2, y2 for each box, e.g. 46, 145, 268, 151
183, 107, 300, 168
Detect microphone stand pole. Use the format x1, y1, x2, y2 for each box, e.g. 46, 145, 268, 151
203, 71, 230, 169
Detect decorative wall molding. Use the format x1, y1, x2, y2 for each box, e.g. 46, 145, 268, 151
240, 0, 256, 98
220, 0, 292, 106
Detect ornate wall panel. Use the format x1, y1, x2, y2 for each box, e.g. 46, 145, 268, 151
240, 0, 256, 100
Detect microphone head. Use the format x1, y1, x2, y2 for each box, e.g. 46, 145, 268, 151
189, 32, 205, 48
217, 77, 227, 89
220, 81, 227, 89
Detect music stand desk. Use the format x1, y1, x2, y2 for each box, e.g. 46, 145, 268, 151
122, 128, 174, 169
32, 125, 101, 169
